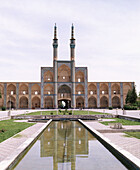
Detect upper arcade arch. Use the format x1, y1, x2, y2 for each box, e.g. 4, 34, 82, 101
58, 64, 71, 82
7, 84, 16, 95
75, 71, 84, 82
19, 84, 28, 95
100, 83, 108, 95
44, 84, 54, 95
31, 84, 40, 95
44, 71, 53, 82
88, 84, 97, 95
76, 84, 84, 95
112, 84, 120, 95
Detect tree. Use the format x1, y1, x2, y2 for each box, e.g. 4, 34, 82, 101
125, 86, 137, 105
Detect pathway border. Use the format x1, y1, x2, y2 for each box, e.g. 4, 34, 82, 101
79, 119, 140, 170
0, 119, 52, 170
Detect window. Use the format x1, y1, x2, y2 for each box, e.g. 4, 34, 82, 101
90, 91, 93, 95
48, 78, 50, 81
23, 91, 26, 95
102, 91, 105, 94
113, 91, 116, 94
48, 91, 50, 95
61, 93, 64, 97
78, 91, 81, 94
11, 91, 14, 95
35, 91, 38, 95
78, 78, 81, 82
63, 76, 65, 80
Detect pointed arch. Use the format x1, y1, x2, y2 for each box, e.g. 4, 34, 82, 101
7, 84, 16, 95
88, 84, 97, 95
44, 71, 53, 82
44, 96, 53, 108
123, 83, 131, 95
76, 97, 84, 108
75, 71, 84, 82
76, 84, 84, 94
19, 96, 28, 108
19, 84, 28, 95
112, 96, 120, 108
100, 84, 108, 95
58, 64, 71, 82
112, 84, 120, 94
88, 96, 97, 108
32, 96, 40, 108
7, 96, 16, 109
31, 84, 40, 95
100, 96, 108, 108
44, 84, 54, 95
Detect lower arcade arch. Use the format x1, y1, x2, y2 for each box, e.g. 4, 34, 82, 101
7, 96, 16, 109
32, 96, 40, 108
100, 96, 108, 108
44, 97, 53, 108
88, 96, 97, 108
76, 97, 84, 108
19, 96, 28, 108
112, 96, 120, 108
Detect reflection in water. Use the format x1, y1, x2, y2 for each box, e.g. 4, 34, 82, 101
15, 121, 127, 170
40, 121, 94, 169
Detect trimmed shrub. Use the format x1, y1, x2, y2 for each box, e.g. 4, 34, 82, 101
124, 105, 137, 110
1, 106, 6, 111
109, 107, 113, 110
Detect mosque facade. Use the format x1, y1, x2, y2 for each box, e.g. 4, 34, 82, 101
0, 25, 134, 109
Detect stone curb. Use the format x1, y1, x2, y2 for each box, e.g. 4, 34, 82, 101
0, 119, 52, 170
79, 119, 140, 170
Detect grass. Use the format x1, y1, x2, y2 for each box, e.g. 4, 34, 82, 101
0, 120, 35, 143
21, 110, 108, 116
100, 118, 140, 126
124, 132, 140, 139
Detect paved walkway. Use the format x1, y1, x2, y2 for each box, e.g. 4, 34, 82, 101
84, 120, 140, 160
0, 123, 46, 162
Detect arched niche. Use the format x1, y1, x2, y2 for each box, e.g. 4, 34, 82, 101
7, 96, 16, 109
100, 84, 108, 95
19, 84, 28, 95
58, 85, 71, 99
7, 84, 16, 95
76, 97, 84, 108
123, 83, 131, 95
44, 96, 53, 108
88, 96, 97, 108
58, 64, 71, 82
31, 84, 40, 95
112, 84, 120, 95
32, 96, 40, 108
75, 71, 84, 82
44, 71, 53, 82
44, 84, 54, 95
76, 84, 84, 95
19, 96, 28, 108
100, 96, 108, 108
112, 96, 120, 108
88, 84, 97, 95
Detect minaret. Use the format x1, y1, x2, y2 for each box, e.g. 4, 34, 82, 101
53, 24, 58, 108
70, 24, 76, 108
70, 24, 75, 61
53, 23, 58, 60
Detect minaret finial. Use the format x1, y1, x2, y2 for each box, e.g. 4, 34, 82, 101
54, 23, 57, 39
71, 23, 74, 39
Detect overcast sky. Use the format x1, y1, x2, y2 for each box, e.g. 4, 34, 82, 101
0, 0, 140, 93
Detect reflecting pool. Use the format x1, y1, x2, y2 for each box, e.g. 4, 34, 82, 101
15, 121, 127, 170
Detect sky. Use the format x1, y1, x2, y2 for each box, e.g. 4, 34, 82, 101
0, 0, 140, 93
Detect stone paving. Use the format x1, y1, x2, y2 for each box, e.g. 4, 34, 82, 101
84, 121, 140, 160
0, 123, 46, 162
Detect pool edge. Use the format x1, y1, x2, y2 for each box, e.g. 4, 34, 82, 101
78, 119, 140, 170
0, 119, 52, 170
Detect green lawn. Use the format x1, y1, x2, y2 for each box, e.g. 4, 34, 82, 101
100, 118, 140, 126
0, 120, 35, 143
124, 132, 140, 139
22, 110, 108, 116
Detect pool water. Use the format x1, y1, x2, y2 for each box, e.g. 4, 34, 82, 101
14, 121, 127, 170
